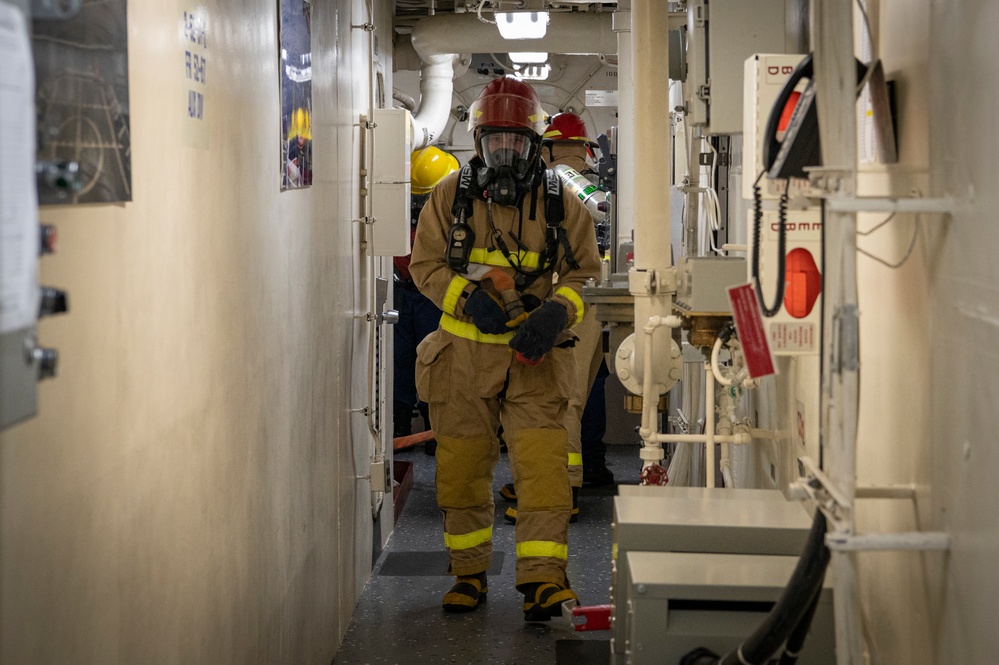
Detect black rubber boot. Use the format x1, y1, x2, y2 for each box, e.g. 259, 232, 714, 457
520, 581, 578, 622
500, 483, 517, 502
442, 572, 488, 613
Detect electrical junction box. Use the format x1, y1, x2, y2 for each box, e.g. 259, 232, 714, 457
685, 0, 795, 134
625, 551, 835, 665
370, 107, 412, 257
674, 255, 747, 316
743, 53, 809, 198
610, 493, 813, 656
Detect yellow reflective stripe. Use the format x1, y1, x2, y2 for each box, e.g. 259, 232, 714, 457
440, 314, 515, 344
444, 526, 493, 551
555, 286, 585, 325
567, 453, 583, 467
612, 543, 618, 561
469, 248, 541, 269
517, 541, 568, 560
442, 276, 471, 317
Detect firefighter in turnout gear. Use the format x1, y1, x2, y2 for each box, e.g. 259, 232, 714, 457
409, 77, 601, 621
501, 112, 613, 523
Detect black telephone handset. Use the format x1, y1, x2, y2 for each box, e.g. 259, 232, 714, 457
762, 55, 818, 180
762, 54, 870, 181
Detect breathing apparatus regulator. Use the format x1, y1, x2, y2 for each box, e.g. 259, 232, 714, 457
466, 75, 548, 208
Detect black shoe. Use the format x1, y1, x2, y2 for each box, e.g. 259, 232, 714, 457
500, 483, 517, 502
520, 582, 578, 622
582, 463, 615, 488
442, 573, 488, 613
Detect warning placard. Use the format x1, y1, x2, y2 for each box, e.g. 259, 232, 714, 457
727, 282, 777, 379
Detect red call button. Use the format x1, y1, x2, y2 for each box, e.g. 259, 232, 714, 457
784, 248, 821, 318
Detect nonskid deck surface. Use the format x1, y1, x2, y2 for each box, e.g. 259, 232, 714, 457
332, 443, 641, 665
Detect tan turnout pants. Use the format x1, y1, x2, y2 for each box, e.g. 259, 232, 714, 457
416, 328, 574, 587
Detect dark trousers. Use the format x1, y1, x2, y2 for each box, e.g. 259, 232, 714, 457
580, 359, 609, 467
394, 282, 443, 411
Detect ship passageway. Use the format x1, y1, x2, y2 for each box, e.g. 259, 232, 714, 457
333, 443, 642, 665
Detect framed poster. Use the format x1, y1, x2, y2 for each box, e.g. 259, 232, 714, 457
33, 0, 132, 204
279, 0, 312, 190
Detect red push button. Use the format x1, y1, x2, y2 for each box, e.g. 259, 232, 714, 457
783, 248, 821, 318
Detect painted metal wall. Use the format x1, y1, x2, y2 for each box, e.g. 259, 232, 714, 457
926, 0, 999, 662
0, 0, 392, 662
749, 0, 999, 661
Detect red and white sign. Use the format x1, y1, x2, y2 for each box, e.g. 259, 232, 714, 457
727, 282, 778, 379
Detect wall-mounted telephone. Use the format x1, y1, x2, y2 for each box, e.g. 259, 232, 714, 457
761, 54, 872, 181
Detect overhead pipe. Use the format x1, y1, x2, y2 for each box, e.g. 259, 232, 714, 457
407, 11, 616, 148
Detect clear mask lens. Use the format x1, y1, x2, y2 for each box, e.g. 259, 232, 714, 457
480, 132, 532, 170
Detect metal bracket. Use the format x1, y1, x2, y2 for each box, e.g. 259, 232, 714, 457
825, 197, 955, 215
789, 456, 852, 531
825, 531, 951, 552
833, 305, 859, 373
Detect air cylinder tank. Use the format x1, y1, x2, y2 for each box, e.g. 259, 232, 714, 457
553, 164, 608, 222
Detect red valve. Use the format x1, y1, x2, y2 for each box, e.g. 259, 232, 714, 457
640, 463, 669, 486
571, 604, 612, 631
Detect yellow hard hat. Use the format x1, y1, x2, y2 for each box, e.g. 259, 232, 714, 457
410, 147, 459, 195
287, 107, 312, 140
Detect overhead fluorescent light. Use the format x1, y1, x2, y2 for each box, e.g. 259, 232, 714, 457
495, 11, 549, 40
509, 52, 548, 64
515, 64, 551, 81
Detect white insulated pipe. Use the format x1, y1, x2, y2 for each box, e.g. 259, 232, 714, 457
628, 0, 674, 394
613, 3, 634, 256
704, 362, 716, 488
407, 11, 617, 148
638, 315, 683, 468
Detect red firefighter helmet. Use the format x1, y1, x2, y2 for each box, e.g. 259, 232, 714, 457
542, 112, 594, 144
467, 75, 548, 135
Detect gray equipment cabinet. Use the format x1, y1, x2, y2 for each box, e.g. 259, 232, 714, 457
611, 487, 816, 657
625, 550, 835, 664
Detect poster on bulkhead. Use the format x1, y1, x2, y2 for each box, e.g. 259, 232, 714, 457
32, 0, 132, 204
279, 0, 312, 190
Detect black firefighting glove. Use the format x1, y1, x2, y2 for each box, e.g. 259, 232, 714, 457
508, 300, 568, 362
464, 287, 510, 335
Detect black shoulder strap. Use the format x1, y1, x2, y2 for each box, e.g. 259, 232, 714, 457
543, 169, 580, 271
543, 169, 564, 226
450, 164, 476, 223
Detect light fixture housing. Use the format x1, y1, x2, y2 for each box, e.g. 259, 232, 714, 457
509, 51, 548, 64
495, 11, 549, 40
515, 64, 551, 81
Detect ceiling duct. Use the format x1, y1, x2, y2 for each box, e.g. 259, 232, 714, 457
406, 11, 616, 148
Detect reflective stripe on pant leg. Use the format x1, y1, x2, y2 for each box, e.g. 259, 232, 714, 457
436, 433, 499, 576
565, 306, 602, 488
507, 427, 572, 586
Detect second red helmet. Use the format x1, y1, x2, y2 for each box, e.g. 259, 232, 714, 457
542, 112, 594, 144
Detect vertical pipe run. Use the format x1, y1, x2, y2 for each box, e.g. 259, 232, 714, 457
631, 0, 673, 275
629, 0, 674, 392
613, 2, 634, 256
811, 0, 863, 662
705, 363, 716, 488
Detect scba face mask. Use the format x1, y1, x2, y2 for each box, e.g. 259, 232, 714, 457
477, 130, 537, 206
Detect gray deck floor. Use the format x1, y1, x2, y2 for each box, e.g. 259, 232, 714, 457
332, 442, 642, 665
